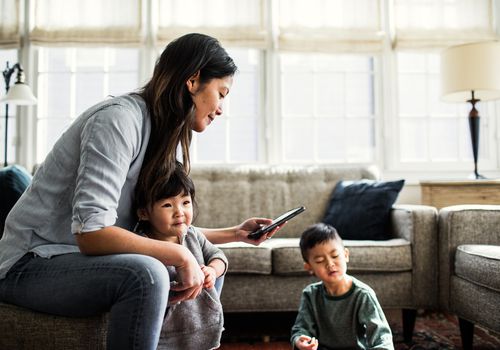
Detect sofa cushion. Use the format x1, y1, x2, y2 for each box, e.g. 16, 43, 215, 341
257, 238, 412, 275
191, 166, 378, 239
217, 242, 272, 274
0, 165, 32, 235
455, 244, 500, 292
322, 179, 404, 240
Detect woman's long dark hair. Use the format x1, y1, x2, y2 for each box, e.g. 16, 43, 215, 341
136, 33, 237, 208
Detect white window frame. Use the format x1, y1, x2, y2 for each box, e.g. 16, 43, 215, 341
6, 0, 500, 180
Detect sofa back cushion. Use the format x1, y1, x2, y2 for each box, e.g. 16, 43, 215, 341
0, 165, 32, 236
190, 165, 378, 239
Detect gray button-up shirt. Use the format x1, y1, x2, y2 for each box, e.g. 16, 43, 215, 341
0, 94, 151, 279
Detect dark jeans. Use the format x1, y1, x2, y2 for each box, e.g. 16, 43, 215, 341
0, 253, 170, 350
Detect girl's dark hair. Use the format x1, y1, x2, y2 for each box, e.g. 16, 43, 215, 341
135, 33, 237, 209
134, 162, 197, 233
299, 223, 343, 262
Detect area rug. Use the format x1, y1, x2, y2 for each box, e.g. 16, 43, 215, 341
391, 311, 500, 350
219, 311, 500, 349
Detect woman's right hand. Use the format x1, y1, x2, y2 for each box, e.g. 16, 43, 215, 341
169, 248, 204, 304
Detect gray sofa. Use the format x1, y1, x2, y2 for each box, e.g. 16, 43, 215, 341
438, 205, 500, 349
0, 164, 439, 348
190, 165, 439, 341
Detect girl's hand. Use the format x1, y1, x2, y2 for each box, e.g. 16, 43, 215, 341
295, 335, 319, 350
200, 264, 217, 289
169, 248, 204, 304
235, 217, 286, 245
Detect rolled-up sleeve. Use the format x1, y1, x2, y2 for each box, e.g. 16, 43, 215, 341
71, 104, 141, 234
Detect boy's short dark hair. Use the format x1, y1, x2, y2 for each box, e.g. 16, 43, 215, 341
300, 223, 343, 262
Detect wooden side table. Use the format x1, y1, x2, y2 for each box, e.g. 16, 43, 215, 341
420, 179, 500, 210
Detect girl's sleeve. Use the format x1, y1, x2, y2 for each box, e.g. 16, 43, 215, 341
71, 104, 142, 234
290, 290, 317, 349
194, 227, 229, 274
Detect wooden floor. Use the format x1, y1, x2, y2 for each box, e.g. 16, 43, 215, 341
219, 312, 296, 350
219, 342, 290, 350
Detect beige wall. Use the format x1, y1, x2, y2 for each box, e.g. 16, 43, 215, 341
396, 183, 421, 205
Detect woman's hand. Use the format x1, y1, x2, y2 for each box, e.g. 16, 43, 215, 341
235, 217, 286, 245
169, 248, 204, 304
295, 335, 319, 350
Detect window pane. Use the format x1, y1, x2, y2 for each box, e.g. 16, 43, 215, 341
280, 52, 375, 163
36, 47, 139, 164
229, 118, 258, 162
429, 117, 459, 161
400, 119, 427, 161
317, 119, 345, 160
283, 119, 314, 161
282, 72, 313, 116
192, 48, 260, 164
397, 51, 493, 166
316, 72, 344, 116
195, 118, 227, 162
75, 73, 104, 115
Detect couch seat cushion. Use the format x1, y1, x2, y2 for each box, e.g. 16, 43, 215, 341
217, 242, 272, 274
455, 244, 500, 292
266, 238, 412, 275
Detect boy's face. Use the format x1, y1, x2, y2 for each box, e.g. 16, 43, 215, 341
141, 193, 193, 240
304, 239, 349, 285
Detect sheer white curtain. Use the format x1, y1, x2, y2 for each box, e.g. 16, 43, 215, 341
0, 0, 20, 48
278, 0, 384, 53
156, 0, 267, 48
30, 0, 142, 46
394, 0, 495, 49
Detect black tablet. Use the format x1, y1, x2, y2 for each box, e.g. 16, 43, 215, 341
247, 206, 306, 240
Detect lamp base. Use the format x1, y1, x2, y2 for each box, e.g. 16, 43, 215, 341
469, 172, 486, 180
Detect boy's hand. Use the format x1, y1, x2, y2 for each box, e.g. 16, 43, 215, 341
295, 335, 318, 350
201, 264, 217, 289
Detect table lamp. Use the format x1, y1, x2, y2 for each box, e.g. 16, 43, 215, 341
440, 41, 500, 179
1, 61, 37, 167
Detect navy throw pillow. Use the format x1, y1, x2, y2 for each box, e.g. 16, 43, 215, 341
0, 165, 32, 235
322, 179, 405, 240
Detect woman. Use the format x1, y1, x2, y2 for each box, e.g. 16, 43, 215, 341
0, 33, 277, 349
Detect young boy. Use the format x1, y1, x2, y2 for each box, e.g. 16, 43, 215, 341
291, 223, 393, 350
134, 162, 228, 350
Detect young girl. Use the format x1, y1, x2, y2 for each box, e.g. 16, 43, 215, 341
134, 162, 228, 349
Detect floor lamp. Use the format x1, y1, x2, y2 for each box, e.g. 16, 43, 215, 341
1, 61, 37, 167
441, 41, 500, 179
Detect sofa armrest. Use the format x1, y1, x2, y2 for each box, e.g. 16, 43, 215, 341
391, 204, 439, 309
438, 205, 500, 309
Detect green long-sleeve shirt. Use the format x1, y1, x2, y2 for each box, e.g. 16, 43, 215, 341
291, 277, 394, 350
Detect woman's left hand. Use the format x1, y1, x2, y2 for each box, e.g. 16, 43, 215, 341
235, 217, 285, 245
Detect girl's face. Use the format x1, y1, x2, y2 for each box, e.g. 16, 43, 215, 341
141, 193, 193, 241
187, 75, 233, 133
304, 239, 350, 289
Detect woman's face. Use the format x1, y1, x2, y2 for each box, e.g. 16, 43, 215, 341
188, 75, 233, 133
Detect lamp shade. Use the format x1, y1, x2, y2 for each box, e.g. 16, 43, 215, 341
441, 41, 500, 102
0, 82, 37, 105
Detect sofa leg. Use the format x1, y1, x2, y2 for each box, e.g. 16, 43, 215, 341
458, 317, 474, 350
402, 308, 417, 343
